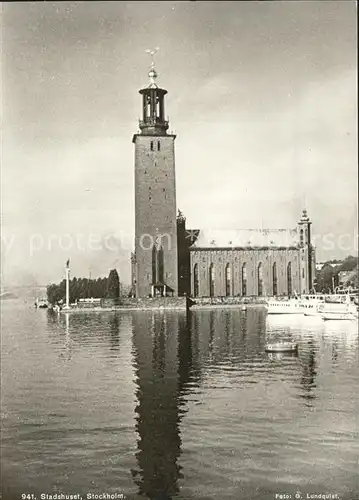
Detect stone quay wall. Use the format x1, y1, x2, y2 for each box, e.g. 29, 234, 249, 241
192, 296, 268, 307
62, 297, 190, 312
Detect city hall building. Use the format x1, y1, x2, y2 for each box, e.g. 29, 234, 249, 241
131, 63, 315, 298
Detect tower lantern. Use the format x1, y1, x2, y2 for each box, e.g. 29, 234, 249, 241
139, 49, 169, 136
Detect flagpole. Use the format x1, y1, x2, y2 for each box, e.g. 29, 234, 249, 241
65, 259, 70, 309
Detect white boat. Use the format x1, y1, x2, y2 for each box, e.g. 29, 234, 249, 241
301, 292, 358, 317
322, 311, 355, 321
265, 342, 298, 353
300, 294, 326, 316
265, 297, 302, 315
35, 298, 48, 309
321, 295, 358, 321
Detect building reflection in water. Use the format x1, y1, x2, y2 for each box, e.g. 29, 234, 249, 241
332, 340, 339, 363
299, 337, 317, 405
131, 312, 196, 499
109, 313, 120, 350
188, 309, 265, 367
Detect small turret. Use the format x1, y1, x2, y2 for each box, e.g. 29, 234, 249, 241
298, 209, 311, 246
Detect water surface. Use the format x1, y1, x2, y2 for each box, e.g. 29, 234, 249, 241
1, 301, 358, 499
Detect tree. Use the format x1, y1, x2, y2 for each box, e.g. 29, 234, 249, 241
315, 263, 334, 293
47, 280, 66, 305
106, 269, 120, 299
336, 256, 358, 273
46, 275, 110, 303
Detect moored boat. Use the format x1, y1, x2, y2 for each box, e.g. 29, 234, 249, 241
265, 342, 298, 353
265, 297, 302, 315
35, 298, 48, 309
321, 312, 355, 321
301, 291, 358, 317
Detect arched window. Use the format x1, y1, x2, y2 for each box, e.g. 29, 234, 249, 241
272, 262, 278, 296
152, 245, 164, 285
258, 263, 263, 296
209, 263, 215, 297
241, 263, 247, 296
287, 262, 292, 296
152, 246, 157, 284
150, 141, 154, 151
225, 264, 231, 297
157, 141, 161, 151
157, 246, 164, 283
300, 228, 304, 245
193, 264, 199, 298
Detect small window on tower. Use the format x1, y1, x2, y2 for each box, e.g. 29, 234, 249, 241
158, 141, 161, 151
150, 141, 154, 151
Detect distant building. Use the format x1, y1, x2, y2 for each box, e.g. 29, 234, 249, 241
130, 65, 315, 298
338, 270, 354, 286
315, 262, 326, 271
316, 261, 343, 272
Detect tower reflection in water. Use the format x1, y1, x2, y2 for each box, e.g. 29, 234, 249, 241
131, 312, 195, 499
299, 337, 317, 405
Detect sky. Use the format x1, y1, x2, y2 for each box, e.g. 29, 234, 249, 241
1, 1, 357, 287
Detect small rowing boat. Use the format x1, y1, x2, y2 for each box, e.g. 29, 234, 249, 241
265, 342, 298, 353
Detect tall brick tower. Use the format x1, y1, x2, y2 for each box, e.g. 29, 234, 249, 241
132, 54, 178, 298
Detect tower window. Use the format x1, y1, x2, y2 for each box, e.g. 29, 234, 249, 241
157, 141, 161, 151
150, 141, 154, 151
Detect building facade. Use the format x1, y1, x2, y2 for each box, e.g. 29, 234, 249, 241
131, 67, 315, 298
186, 209, 315, 297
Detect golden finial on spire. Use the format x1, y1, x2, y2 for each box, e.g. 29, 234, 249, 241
146, 47, 160, 87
